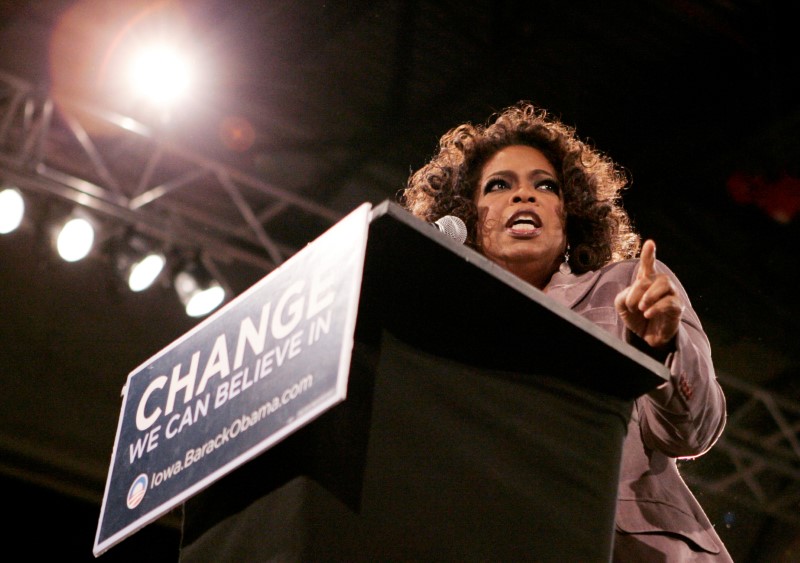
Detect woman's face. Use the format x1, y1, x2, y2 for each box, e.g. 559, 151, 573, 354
474, 144, 566, 289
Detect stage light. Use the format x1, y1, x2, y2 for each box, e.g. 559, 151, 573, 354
128, 252, 166, 292
115, 234, 166, 292
0, 187, 25, 234
56, 212, 95, 262
129, 44, 193, 106
174, 260, 225, 318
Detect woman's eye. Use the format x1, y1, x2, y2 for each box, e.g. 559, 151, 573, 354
537, 180, 560, 194
484, 179, 508, 193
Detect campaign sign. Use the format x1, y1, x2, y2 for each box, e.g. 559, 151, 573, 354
93, 203, 371, 557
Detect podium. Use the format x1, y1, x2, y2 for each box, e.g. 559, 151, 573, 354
178, 201, 668, 562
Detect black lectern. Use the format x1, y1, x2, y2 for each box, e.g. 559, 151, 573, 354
178, 201, 668, 562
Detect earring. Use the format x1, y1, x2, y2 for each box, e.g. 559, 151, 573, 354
559, 244, 572, 275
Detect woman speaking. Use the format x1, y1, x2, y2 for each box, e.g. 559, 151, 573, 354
401, 101, 733, 561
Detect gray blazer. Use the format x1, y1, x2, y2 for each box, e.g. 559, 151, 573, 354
546, 259, 734, 561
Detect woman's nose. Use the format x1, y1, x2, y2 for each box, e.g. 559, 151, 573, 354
512, 188, 536, 203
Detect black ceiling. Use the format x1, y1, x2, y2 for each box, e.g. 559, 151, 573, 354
1, 1, 799, 561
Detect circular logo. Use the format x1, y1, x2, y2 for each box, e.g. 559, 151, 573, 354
126, 473, 148, 509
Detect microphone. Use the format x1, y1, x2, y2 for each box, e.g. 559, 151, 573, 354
432, 215, 467, 244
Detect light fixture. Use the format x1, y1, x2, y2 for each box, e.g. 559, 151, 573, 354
0, 187, 25, 234
129, 44, 193, 107
174, 259, 225, 318
55, 210, 96, 262
115, 234, 166, 292
129, 253, 166, 292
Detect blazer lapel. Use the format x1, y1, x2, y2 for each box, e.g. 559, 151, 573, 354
544, 268, 605, 310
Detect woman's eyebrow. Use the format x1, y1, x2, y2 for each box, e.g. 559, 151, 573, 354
483, 168, 556, 179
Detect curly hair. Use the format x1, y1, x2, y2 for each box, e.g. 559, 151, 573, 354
399, 101, 640, 274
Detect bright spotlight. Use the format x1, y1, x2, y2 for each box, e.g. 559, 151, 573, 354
174, 261, 225, 317
115, 234, 167, 292
0, 187, 25, 234
128, 252, 166, 292
56, 216, 95, 262
129, 45, 192, 105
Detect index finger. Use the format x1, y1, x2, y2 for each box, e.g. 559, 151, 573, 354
638, 239, 657, 280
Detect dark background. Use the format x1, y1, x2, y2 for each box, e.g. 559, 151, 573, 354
1, 1, 799, 561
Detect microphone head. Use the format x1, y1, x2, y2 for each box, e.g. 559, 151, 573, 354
434, 215, 468, 244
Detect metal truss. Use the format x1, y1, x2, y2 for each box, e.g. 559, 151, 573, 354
682, 372, 800, 526
0, 70, 342, 288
